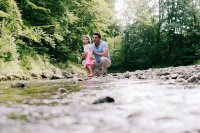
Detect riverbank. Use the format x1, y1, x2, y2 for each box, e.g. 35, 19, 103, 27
109, 64, 200, 84
0, 62, 86, 81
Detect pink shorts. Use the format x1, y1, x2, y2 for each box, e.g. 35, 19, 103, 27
84, 56, 94, 68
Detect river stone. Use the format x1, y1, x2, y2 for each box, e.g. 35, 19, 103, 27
6, 72, 22, 80
62, 71, 72, 78
55, 88, 69, 99
165, 76, 170, 80
184, 75, 190, 80
187, 75, 199, 83
41, 72, 52, 79
51, 74, 64, 80
77, 78, 84, 81
0, 75, 6, 81
11, 83, 26, 89
177, 74, 185, 79
71, 71, 76, 74
124, 72, 130, 79
7, 75, 14, 80
171, 74, 178, 79
66, 75, 74, 79
160, 75, 167, 80
93, 96, 115, 104
31, 73, 38, 78
112, 73, 118, 76
176, 78, 187, 83
138, 75, 147, 80
161, 72, 171, 76
197, 72, 200, 79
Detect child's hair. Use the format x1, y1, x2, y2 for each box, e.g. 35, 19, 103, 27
83, 35, 91, 44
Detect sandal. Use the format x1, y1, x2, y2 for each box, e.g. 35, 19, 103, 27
88, 73, 94, 77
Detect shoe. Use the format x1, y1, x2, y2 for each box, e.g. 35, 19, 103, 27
88, 73, 94, 77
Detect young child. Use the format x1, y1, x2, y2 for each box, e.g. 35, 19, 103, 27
82, 35, 94, 77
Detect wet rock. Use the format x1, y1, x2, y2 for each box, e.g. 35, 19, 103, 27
187, 75, 199, 83
11, 83, 26, 89
171, 74, 178, 79
93, 96, 115, 104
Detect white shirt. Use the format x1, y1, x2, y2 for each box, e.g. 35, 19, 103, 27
84, 44, 93, 56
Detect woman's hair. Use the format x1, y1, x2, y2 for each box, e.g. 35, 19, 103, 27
83, 35, 91, 44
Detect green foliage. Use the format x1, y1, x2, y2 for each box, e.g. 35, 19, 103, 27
0, 0, 115, 74
113, 0, 200, 71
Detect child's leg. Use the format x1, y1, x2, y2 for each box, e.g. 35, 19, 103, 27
85, 67, 89, 75
87, 65, 93, 75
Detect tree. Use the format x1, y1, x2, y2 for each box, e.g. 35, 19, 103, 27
0, 0, 116, 73
114, 0, 200, 71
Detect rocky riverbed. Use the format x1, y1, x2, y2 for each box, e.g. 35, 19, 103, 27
0, 65, 200, 133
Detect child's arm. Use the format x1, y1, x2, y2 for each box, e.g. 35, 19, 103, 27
89, 48, 94, 59
82, 52, 87, 59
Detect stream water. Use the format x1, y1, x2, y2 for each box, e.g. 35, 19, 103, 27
0, 77, 200, 133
